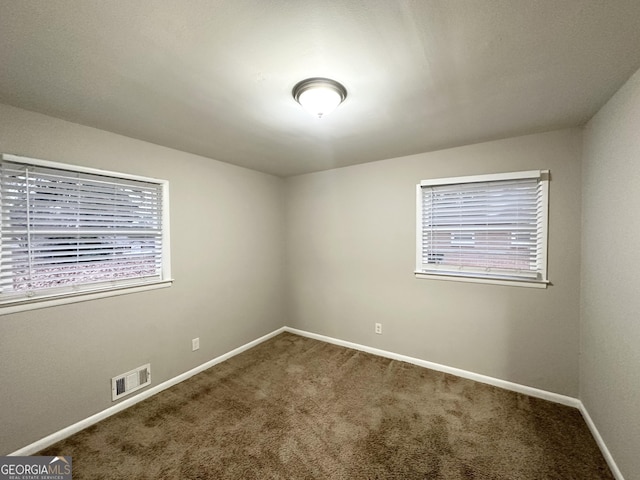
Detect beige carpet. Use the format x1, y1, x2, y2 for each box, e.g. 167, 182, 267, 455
40, 332, 613, 479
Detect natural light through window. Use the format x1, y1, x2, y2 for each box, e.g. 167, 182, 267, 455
415, 170, 549, 288
0, 153, 172, 313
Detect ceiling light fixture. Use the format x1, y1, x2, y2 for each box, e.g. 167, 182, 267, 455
292, 77, 347, 119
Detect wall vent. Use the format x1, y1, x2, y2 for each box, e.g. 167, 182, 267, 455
111, 363, 151, 401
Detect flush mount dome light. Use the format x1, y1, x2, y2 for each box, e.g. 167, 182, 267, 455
292, 77, 347, 118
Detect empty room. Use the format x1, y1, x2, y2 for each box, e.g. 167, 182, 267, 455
1, 1, 639, 479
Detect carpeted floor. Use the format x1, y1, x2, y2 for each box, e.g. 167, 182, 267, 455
40, 332, 613, 479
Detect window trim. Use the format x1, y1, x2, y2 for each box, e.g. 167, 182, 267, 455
415, 170, 549, 288
0, 153, 173, 315
0, 280, 173, 315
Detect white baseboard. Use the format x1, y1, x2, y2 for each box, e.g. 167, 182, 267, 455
284, 327, 580, 407
578, 402, 625, 480
11, 324, 624, 480
10, 327, 287, 456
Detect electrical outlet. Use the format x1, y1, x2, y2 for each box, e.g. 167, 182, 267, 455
192, 338, 200, 351
375, 323, 382, 335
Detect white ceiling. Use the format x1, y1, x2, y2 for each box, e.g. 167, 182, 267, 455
1, 1, 640, 177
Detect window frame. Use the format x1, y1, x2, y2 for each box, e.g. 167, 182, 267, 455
415, 170, 549, 289
0, 153, 173, 315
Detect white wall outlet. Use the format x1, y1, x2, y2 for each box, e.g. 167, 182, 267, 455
192, 338, 200, 351
375, 323, 382, 335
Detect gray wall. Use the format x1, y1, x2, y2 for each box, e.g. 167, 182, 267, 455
6, 85, 636, 472
286, 129, 583, 397
581, 68, 640, 479
0, 103, 287, 455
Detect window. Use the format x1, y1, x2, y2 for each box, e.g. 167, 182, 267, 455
416, 170, 549, 287
0, 153, 171, 312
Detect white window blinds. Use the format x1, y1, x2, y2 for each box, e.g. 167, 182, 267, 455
0, 154, 170, 305
416, 170, 549, 284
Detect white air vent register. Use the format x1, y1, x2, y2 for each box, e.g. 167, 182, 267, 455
111, 364, 151, 401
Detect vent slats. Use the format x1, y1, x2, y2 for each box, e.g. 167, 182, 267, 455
116, 377, 125, 396
111, 364, 151, 401
139, 368, 149, 385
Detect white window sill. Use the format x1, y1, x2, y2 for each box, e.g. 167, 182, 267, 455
414, 272, 548, 289
0, 280, 174, 316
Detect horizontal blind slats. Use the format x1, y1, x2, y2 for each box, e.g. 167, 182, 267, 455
419, 175, 546, 281
0, 159, 166, 301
